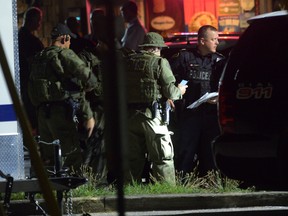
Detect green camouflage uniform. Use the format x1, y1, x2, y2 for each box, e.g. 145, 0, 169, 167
78, 48, 107, 185
29, 46, 97, 173
125, 32, 182, 185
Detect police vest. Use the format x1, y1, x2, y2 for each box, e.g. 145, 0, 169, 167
172, 49, 224, 104
125, 51, 161, 104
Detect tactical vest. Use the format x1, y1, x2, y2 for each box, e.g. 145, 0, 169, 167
171, 49, 224, 105
28, 46, 71, 106
125, 51, 161, 104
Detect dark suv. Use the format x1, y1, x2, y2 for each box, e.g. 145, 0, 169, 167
212, 11, 288, 189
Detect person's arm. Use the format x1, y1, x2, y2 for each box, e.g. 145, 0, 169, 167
78, 96, 95, 138
123, 24, 146, 50
59, 48, 98, 90
158, 58, 187, 100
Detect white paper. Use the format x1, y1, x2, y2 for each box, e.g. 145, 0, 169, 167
187, 92, 218, 109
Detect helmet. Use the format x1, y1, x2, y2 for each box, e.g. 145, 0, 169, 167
139, 32, 168, 48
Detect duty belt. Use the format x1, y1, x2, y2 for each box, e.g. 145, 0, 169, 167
38, 99, 79, 122
38, 100, 68, 108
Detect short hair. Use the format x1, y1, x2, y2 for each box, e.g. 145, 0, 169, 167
198, 25, 218, 41
121, 1, 138, 14
23, 7, 42, 22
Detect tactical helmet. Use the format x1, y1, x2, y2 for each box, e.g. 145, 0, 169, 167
139, 32, 168, 48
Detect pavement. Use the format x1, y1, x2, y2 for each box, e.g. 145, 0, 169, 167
7, 191, 288, 215
73, 207, 288, 216
72, 192, 288, 214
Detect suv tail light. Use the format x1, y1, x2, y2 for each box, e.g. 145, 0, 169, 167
218, 82, 235, 133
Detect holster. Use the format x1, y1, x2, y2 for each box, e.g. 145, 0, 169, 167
161, 100, 171, 125
151, 101, 161, 119
66, 98, 80, 122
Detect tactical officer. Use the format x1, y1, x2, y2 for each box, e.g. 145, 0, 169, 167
169, 25, 225, 177
28, 23, 98, 174
125, 32, 187, 185
77, 11, 111, 185
78, 47, 107, 185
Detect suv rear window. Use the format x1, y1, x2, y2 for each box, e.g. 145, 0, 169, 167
223, 16, 288, 82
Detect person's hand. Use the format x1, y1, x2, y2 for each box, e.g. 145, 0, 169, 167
178, 83, 188, 95
167, 99, 175, 110
84, 117, 95, 138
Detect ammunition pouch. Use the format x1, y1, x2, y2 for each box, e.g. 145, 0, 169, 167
28, 79, 68, 106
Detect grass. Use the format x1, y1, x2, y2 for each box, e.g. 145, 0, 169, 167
5, 166, 255, 201
71, 166, 255, 198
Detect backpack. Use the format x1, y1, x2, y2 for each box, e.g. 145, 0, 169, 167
78, 48, 103, 99
125, 51, 161, 104
28, 47, 69, 106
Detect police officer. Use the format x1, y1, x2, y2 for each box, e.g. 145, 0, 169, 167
28, 23, 97, 174
169, 25, 226, 177
125, 32, 187, 185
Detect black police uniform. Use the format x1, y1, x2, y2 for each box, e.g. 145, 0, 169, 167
169, 48, 225, 176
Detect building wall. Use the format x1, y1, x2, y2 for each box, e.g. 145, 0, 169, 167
17, 0, 86, 47
17, 0, 274, 47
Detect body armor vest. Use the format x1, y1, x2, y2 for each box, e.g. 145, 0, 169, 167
28, 47, 78, 106
126, 51, 161, 104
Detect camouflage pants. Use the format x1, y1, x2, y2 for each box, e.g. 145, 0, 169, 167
37, 103, 82, 174
126, 108, 176, 185
82, 106, 108, 186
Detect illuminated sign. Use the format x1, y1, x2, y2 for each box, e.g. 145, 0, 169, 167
151, 16, 175, 30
